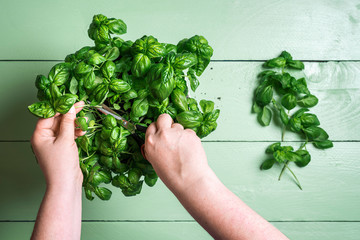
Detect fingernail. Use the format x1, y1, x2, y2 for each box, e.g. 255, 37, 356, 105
69, 106, 75, 113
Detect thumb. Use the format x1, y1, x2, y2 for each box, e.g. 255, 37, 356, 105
57, 106, 76, 142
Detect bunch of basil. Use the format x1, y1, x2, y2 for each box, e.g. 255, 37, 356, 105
252, 51, 333, 189
28, 14, 220, 200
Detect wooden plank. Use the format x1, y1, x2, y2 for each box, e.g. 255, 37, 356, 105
0, 0, 359, 60
1, 222, 360, 240
1, 142, 359, 221
0, 61, 359, 141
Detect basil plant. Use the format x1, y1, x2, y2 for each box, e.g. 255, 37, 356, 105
28, 14, 220, 200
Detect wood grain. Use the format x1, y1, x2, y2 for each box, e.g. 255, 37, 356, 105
1, 142, 359, 221
0, 61, 358, 141
0, 0, 359, 60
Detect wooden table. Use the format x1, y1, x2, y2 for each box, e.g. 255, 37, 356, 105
1, 0, 359, 239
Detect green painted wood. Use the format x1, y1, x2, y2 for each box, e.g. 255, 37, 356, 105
1, 61, 359, 141
1, 142, 359, 221
1, 222, 360, 240
0, 0, 359, 60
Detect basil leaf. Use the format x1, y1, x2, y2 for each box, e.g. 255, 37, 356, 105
28, 101, 55, 118
303, 126, 329, 141
265, 142, 281, 154
313, 140, 334, 149
300, 113, 320, 128
281, 93, 297, 110
53, 94, 77, 114
261, 159, 275, 170
298, 94, 319, 108
48, 63, 72, 86
257, 106, 272, 126
176, 110, 203, 128
295, 149, 311, 167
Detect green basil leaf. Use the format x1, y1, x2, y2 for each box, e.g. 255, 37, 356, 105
131, 53, 151, 77
75, 117, 88, 131
188, 68, 200, 92
287, 60, 304, 70
88, 52, 106, 66
69, 77, 78, 94
103, 114, 117, 129
300, 113, 320, 127
94, 25, 110, 44
313, 140, 333, 149
35, 75, 51, 90
112, 175, 131, 189
128, 168, 142, 184
281, 93, 297, 110
170, 88, 188, 112
28, 101, 55, 118
280, 107, 289, 125
145, 173, 158, 187
100, 155, 113, 169
265, 142, 281, 154
75, 46, 92, 60
107, 18, 127, 35
303, 126, 329, 141
261, 159, 275, 170
295, 149, 311, 167
289, 117, 302, 132
105, 47, 120, 61
109, 79, 131, 93
264, 57, 286, 68
48, 63, 72, 86
279, 51, 293, 61
252, 101, 262, 114
291, 78, 310, 95
93, 170, 112, 185
53, 94, 77, 114
297, 94, 319, 108
149, 64, 175, 101
101, 60, 116, 79
89, 83, 109, 105
100, 141, 113, 156
255, 85, 273, 106
257, 106, 272, 126
130, 98, 149, 120
173, 53, 197, 70
94, 187, 112, 200
176, 110, 203, 128
199, 100, 214, 114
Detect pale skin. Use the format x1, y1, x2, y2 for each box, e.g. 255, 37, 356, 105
31, 104, 288, 240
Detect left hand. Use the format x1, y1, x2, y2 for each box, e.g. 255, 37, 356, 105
30, 101, 86, 189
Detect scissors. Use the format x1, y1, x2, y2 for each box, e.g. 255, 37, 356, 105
87, 101, 147, 157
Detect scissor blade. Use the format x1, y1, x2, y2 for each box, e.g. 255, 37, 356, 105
96, 105, 136, 134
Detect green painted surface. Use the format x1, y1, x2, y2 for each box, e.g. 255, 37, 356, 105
0, 0, 359, 60
1, 142, 359, 221
0, 0, 359, 239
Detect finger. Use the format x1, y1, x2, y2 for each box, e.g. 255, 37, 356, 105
35, 117, 56, 132
145, 122, 157, 142
156, 114, 173, 130
171, 123, 184, 130
75, 129, 86, 139
57, 105, 76, 142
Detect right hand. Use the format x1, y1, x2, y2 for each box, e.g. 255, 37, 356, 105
144, 114, 211, 193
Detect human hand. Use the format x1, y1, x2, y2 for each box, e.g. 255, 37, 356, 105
30, 101, 85, 189
144, 114, 211, 194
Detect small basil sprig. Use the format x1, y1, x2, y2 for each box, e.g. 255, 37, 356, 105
28, 14, 220, 200
252, 51, 333, 189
